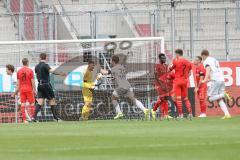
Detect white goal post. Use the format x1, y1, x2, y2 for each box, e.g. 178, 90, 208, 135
0, 37, 164, 48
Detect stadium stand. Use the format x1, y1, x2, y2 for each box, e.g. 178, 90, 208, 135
0, 1, 18, 66
0, 0, 239, 60
49, 0, 240, 60
0, 1, 17, 41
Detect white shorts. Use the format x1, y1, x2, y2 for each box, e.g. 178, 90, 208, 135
113, 88, 134, 98
207, 81, 225, 97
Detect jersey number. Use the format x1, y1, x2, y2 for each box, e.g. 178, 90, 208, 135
21, 72, 27, 82
181, 64, 186, 77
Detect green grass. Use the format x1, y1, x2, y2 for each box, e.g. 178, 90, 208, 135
0, 117, 239, 160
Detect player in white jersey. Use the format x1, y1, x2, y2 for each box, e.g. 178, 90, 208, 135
201, 50, 231, 119
6, 64, 18, 97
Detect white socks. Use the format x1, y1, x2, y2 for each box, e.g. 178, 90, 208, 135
113, 99, 146, 113
135, 99, 146, 111
112, 100, 122, 114
219, 99, 230, 116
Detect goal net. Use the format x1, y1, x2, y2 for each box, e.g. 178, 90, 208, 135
0, 37, 168, 123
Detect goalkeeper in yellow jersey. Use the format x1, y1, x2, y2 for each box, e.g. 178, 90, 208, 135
81, 60, 102, 120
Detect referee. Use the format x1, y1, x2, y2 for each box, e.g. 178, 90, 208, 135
34, 53, 65, 122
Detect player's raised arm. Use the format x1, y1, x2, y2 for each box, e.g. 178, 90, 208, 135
49, 67, 66, 77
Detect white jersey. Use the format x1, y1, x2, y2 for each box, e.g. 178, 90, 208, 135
203, 56, 224, 82
11, 72, 17, 89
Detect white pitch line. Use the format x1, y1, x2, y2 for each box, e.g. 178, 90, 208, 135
5, 141, 240, 153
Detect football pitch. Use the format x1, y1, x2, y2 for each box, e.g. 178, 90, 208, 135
0, 117, 239, 160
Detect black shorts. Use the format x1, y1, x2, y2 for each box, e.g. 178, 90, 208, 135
37, 83, 55, 100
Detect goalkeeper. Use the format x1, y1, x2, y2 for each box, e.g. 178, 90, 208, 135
81, 60, 102, 120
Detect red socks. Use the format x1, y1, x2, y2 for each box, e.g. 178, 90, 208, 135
199, 99, 206, 114
161, 101, 168, 116
153, 99, 162, 111
153, 98, 169, 116
183, 97, 192, 114
175, 98, 183, 115
20, 106, 26, 121
30, 105, 35, 119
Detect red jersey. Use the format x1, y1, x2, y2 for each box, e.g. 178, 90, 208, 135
166, 71, 175, 80
195, 64, 207, 88
17, 67, 34, 93
195, 64, 205, 84
171, 58, 192, 80
155, 63, 168, 84
155, 63, 173, 95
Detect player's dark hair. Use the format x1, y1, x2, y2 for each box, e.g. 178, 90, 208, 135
6, 64, 15, 73
22, 58, 29, 66
88, 59, 95, 65
40, 53, 47, 60
158, 53, 165, 59
201, 50, 210, 56
196, 56, 202, 61
112, 55, 119, 64
175, 49, 183, 56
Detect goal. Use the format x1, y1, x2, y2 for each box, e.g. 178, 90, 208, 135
0, 37, 166, 123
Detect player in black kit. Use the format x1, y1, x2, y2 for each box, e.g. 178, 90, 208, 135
34, 53, 66, 122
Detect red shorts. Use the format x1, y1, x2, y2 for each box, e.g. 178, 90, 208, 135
20, 91, 35, 103
155, 86, 168, 97
173, 79, 188, 97
197, 85, 207, 100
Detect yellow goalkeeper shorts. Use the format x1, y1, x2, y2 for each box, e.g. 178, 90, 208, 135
82, 88, 93, 103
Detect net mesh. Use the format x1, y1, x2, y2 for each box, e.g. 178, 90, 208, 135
0, 37, 170, 123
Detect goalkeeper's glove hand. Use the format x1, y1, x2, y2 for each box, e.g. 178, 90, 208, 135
96, 73, 103, 80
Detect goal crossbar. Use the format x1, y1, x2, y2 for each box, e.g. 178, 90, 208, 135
0, 37, 165, 53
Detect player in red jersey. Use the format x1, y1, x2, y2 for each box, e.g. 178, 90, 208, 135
193, 56, 207, 118
169, 49, 193, 119
152, 53, 174, 120
16, 58, 36, 123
